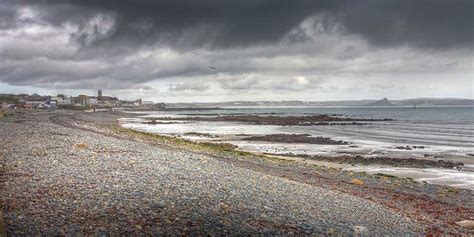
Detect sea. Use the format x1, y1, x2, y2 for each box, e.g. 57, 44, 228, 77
120, 106, 474, 189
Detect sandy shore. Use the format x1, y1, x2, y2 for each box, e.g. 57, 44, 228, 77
1, 110, 473, 235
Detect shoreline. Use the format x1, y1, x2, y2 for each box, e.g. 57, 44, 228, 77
122, 124, 474, 190
1, 110, 473, 235
121, 111, 474, 158
119, 111, 474, 190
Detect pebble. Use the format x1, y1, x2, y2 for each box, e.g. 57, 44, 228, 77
350, 178, 364, 186
353, 225, 369, 236
456, 220, 474, 229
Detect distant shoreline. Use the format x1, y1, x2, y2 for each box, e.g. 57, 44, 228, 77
165, 98, 474, 108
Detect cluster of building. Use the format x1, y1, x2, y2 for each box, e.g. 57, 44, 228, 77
1, 90, 161, 110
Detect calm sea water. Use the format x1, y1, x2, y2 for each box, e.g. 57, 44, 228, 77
127, 105, 474, 151
172, 106, 474, 124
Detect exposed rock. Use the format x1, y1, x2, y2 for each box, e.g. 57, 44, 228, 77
350, 179, 364, 186
75, 143, 86, 149
456, 220, 474, 229
242, 134, 349, 145
142, 120, 179, 125
353, 225, 369, 236
270, 154, 464, 169
326, 228, 335, 235
153, 114, 393, 126
396, 146, 412, 150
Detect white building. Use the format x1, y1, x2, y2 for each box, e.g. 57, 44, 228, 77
87, 97, 98, 105
142, 101, 154, 106
51, 96, 71, 105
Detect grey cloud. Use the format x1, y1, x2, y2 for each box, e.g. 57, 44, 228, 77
219, 76, 259, 90
0, 4, 17, 29
0, 0, 472, 100
3, 0, 472, 50
169, 81, 212, 92
71, 13, 117, 47
218, 74, 322, 91
337, 0, 474, 49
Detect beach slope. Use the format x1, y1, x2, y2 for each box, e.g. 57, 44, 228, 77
1, 110, 472, 235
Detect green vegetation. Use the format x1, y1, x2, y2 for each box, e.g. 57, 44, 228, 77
0, 110, 10, 118
447, 187, 459, 193
375, 173, 396, 178
109, 126, 283, 161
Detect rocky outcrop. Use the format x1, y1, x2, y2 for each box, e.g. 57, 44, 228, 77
368, 98, 393, 106
242, 134, 349, 145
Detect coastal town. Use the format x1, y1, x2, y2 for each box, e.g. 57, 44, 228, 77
0, 90, 164, 110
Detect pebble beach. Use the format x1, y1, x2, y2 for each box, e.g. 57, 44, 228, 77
1, 110, 473, 235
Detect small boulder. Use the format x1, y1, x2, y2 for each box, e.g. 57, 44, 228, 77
456, 220, 474, 229
353, 225, 369, 236
350, 178, 364, 186
75, 143, 86, 149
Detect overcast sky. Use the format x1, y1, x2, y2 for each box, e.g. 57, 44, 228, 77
0, 0, 473, 102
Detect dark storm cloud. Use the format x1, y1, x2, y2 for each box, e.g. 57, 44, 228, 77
27, 0, 340, 49
0, 5, 17, 29
4, 0, 473, 50
337, 0, 474, 49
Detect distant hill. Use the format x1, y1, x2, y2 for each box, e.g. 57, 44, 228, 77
367, 98, 393, 106
167, 98, 474, 107
393, 98, 474, 106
